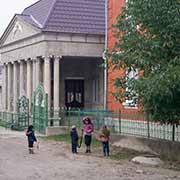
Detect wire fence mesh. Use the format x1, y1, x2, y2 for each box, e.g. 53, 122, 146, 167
0, 109, 180, 142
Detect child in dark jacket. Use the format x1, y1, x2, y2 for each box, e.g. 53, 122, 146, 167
26, 125, 37, 154
70, 125, 79, 154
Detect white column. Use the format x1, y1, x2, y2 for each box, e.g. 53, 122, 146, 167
27, 60, 32, 109
44, 57, 51, 108
32, 60, 36, 91
13, 62, 18, 112
53, 56, 60, 109
2, 64, 7, 111
19, 60, 25, 97
36, 57, 40, 88
7, 63, 12, 111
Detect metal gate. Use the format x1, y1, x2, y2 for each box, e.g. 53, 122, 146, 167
32, 85, 48, 134
16, 96, 30, 130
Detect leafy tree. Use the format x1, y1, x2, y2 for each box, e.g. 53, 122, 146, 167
107, 0, 180, 125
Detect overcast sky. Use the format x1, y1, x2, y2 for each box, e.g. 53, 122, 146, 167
0, 0, 38, 37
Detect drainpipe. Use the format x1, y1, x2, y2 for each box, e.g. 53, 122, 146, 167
103, 0, 108, 110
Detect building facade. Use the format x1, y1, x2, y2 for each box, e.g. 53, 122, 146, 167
0, 0, 139, 113
0, 0, 105, 112
0, 65, 2, 110
107, 0, 139, 113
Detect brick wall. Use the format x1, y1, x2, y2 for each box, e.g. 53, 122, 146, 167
107, 0, 139, 113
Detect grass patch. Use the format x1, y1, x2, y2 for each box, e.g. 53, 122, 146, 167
42, 134, 102, 147
42, 134, 71, 143
91, 137, 102, 148
110, 147, 142, 160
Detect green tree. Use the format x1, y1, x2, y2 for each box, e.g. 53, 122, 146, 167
107, 0, 180, 125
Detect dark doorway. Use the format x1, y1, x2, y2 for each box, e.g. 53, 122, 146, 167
65, 79, 84, 109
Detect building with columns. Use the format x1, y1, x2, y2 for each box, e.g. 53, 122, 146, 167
0, 0, 105, 112
0, 65, 2, 110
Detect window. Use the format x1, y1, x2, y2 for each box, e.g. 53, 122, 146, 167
122, 68, 138, 108
126, 0, 128, 9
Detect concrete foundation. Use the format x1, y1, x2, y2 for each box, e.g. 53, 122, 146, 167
111, 135, 180, 161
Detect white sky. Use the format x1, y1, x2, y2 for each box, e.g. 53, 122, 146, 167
0, 0, 38, 37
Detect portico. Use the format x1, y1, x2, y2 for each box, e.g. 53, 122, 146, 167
1, 56, 104, 112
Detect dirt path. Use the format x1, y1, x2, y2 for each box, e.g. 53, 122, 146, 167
0, 127, 180, 180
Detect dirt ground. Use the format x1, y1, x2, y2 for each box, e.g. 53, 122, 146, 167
0, 127, 180, 180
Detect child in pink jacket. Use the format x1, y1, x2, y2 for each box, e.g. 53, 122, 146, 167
82, 117, 94, 153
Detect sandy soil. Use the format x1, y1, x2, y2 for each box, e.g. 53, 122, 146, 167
0, 127, 180, 180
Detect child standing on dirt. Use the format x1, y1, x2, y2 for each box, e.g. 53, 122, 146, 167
82, 117, 94, 153
26, 125, 37, 154
99, 125, 110, 156
70, 125, 79, 154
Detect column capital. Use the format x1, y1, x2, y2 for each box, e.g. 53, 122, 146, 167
26, 59, 32, 65
44, 57, 51, 64
18, 59, 25, 64
36, 56, 42, 59
47, 55, 54, 59
5, 62, 13, 65
54, 56, 62, 62
11, 61, 19, 65
26, 58, 32, 62
7, 62, 13, 66
32, 59, 37, 63
55, 55, 62, 59
36, 56, 43, 63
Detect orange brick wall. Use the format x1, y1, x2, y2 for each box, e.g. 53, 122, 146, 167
107, 0, 139, 113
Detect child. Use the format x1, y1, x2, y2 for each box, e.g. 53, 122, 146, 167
26, 125, 37, 154
82, 117, 94, 153
99, 125, 110, 156
70, 125, 79, 154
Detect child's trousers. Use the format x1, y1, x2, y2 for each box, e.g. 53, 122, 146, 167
102, 141, 109, 156
72, 143, 78, 153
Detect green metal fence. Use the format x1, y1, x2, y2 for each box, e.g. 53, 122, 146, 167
47, 108, 119, 132
17, 96, 30, 129
0, 108, 180, 142
0, 112, 23, 130
32, 85, 48, 134
46, 108, 180, 142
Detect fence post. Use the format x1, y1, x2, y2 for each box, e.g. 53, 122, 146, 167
146, 114, 150, 138
45, 94, 48, 128
97, 110, 100, 130
32, 93, 35, 127
67, 109, 71, 130
118, 110, 121, 135
27, 98, 30, 127
172, 124, 175, 141
78, 108, 81, 128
